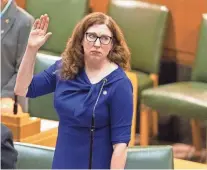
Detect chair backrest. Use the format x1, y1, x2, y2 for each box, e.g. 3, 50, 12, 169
191, 14, 207, 83
125, 71, 138, 146
126, 146, 174, 169
26, 0, 89, 54
108, 0, 168, 74
28, 53, 60, 120
14, 142, 173, 169
15, 142, 54, 169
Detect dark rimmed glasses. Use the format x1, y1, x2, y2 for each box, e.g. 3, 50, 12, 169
85, 32, 113, 45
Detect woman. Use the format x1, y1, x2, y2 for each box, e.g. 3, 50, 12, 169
14, 12, 133, 169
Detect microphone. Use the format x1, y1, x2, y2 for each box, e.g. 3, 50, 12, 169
89, 78, 107, 169
13, 94, 18, 115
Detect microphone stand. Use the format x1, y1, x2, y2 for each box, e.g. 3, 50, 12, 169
13, 94, 18, 115
88, 79, 107, 170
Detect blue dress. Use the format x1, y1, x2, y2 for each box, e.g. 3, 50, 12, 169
26, 60, 133, 169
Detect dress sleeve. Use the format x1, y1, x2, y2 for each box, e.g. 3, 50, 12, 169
26, 60, 60, 98
109, 78, 133, 145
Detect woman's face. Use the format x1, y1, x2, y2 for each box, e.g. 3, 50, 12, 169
82, 24, 113, 62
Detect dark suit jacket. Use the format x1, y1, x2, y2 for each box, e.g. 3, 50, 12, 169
1, 123, 18, 169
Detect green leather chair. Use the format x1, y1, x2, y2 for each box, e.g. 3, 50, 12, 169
15, 142, 54, 169
126, 146, 174, 169
140, 14, 207, 148
14, 142, 174, 169
108, 0, 169, 133
25, 0, 88, 120
28, 53, 60, 120
26, 0, 89, 56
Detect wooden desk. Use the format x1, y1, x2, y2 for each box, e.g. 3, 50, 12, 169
174, 158, 207, 169
21, 119, 58, 147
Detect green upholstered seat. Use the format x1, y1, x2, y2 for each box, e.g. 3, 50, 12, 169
15, 142, 54, 169
191, 15, 207, 84
28, 53, 60, 120
135, 71, 154, 97
108, 0, 168, 74
142, 82, 207, 119
108, 0, 169, 131
14, 142, 174, 169
126, 146, 173, 169
26, 0, 88, 55
25, 0, 88, 120
141, 14, 207, 120
38, 50, 60, 57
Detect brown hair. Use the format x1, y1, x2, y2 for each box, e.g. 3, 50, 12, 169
61, 12, 131, 80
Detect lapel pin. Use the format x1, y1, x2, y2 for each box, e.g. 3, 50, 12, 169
5, 19, 10, 24
103, 90, 107, 95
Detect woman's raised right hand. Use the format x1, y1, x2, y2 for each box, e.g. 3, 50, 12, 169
27, 14, 52, 50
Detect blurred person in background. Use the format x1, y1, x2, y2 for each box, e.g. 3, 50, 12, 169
1, 123, 18, 169
1, 0, 34, 112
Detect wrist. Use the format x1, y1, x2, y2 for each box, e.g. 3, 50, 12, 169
26, 45, 39, 54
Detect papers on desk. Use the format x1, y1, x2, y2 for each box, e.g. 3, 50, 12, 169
35, 118, 59, 132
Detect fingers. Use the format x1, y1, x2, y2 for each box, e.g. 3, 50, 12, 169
40, 14, 46, 30
44, 32, 52, 41
34, 14, 49, 31
32, 19, 40, 30
43, 32, 52, 44
38, 15, 44, 29
43, 15, 50, 33
36, 18, 41, 29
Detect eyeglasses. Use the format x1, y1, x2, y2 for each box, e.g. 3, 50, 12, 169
85, 32, 113, 45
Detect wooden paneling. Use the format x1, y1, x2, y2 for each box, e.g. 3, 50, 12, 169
90, 0, 109, 13
15, 0, 26, 9
141, 0, 207, 65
